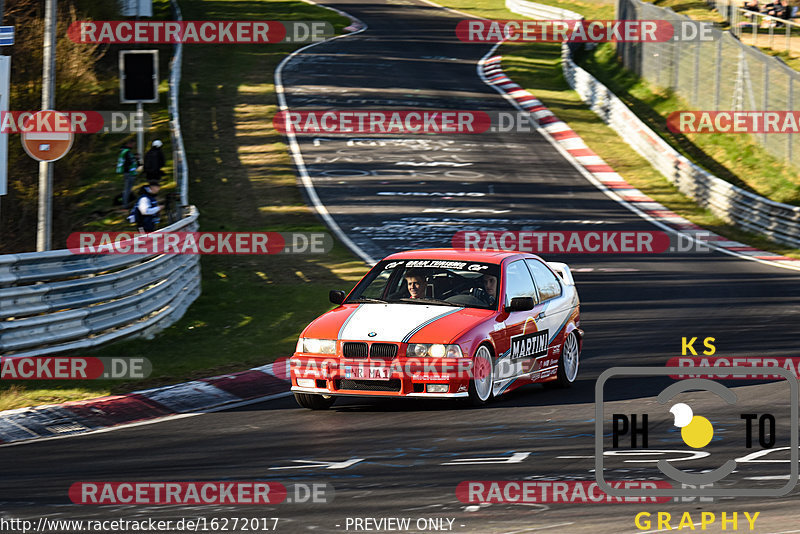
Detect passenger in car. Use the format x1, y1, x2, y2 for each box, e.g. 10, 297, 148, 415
481, 274, 498, 306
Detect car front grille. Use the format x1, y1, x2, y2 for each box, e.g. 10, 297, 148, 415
369, 343, 398, 359
342, 342, 368, 359
336, 379, 402, 392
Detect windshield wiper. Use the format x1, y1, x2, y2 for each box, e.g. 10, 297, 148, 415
349, 297, 388, 304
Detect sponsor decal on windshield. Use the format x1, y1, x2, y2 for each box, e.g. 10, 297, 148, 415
405, 260, 467, 269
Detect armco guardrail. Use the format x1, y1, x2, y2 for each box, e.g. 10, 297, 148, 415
0, 0, 201, 359
169, 0, 189, 207
0, 209, 201, 358
507, 0, 800, 248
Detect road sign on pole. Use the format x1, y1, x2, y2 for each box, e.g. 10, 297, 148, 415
0, 26, 14, 46
21, 110, 74, 162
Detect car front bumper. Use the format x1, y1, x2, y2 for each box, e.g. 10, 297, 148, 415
290, 354, 473, 398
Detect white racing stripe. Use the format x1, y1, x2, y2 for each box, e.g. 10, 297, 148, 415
339, 303, 460, 342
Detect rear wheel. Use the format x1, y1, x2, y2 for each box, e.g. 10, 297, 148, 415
293, 392, 336, 410
467, 345, 494, 406
553, 332, 580, 387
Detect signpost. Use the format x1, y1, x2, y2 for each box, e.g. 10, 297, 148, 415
0, 24, 11, 231
0, 56, 9, 197
35, 0, 58, 251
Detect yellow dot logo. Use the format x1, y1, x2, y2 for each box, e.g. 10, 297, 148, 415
670, 403, 714, 449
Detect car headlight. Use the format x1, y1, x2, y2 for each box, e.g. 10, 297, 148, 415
429, 344, 446, 358
406, 343, 462, 358
298, 338, 336, 355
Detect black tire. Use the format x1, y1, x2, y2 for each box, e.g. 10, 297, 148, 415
550, 332, 580, 388
293, 392, 336, 410
467, 345, 495, 406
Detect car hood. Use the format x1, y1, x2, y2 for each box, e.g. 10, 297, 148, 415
303, 303, 492, 344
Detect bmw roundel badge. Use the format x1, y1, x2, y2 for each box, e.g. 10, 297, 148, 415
368, 332, 377, 337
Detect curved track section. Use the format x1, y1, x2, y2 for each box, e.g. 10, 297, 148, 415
2, 2, 799, 533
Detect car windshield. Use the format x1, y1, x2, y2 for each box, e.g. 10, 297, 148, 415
346, 259, 501, 310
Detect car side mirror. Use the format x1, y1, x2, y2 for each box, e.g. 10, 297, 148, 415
505, 296, 534, 312
329, 290, 346, 305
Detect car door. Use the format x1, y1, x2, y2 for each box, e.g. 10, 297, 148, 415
525, 258, 568, 379
493, 259, 547, 395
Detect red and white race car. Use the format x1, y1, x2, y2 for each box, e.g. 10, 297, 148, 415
290, 249, 582, 409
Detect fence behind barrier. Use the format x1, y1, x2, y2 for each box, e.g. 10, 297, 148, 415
506, 0, 800, 248
617, 0, 800, 167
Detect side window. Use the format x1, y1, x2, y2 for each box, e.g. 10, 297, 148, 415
504, 260, 537, 305
526, 259, 562, 302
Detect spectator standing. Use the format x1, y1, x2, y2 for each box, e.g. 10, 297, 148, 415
143, 139, 166, 183
744, 0, 760, 12
116, 140, 139, 208
131, 180, 162, 232
764, 0, 788, 18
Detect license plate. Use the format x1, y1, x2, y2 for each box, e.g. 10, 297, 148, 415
352, 366, 391, 380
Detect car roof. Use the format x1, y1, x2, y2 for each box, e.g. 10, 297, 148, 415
382, 248, 536, 265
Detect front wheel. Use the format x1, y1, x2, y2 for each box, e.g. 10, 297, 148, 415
467, 345, 495, 406
294, 392, 336, 410
553, 332, 580, 387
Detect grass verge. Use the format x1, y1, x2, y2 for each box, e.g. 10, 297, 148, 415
0, 0, 368, 410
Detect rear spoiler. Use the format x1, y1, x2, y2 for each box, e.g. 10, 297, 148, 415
547, 262, 575, 286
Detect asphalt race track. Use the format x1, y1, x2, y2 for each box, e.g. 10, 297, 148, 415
2, 1, 800, 532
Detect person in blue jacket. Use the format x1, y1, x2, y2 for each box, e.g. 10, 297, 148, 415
129, 180, 162, 232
